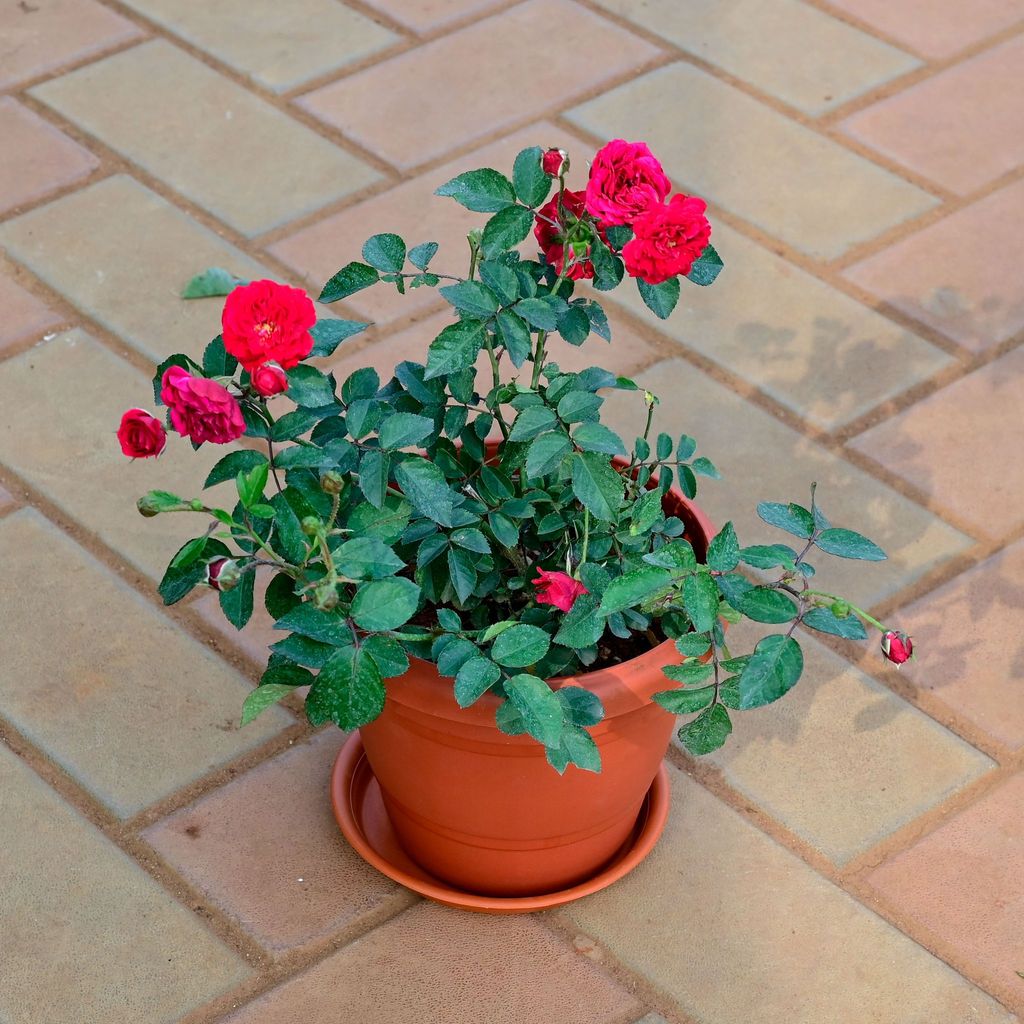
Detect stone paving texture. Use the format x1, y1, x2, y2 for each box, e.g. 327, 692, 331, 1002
1, 1, 1022, 1021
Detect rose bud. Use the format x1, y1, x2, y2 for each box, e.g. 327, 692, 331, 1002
251, 361, 288, 398
117, 408, 167, 459
320, 470, 345, 495
301, 515, 322, 536
313, 581, 339, 611
532, 569, 588, 613
880, 630, 914, 667
205, 558, 241, 592
542, 147, 569, 177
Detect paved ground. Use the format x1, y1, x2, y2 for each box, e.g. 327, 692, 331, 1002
1, 1, 1022, 1021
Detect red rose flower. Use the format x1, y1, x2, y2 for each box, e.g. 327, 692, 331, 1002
160, 365, 245, 445
584, 139, 671, 227
117, 408, 166, 458
221, 279, 315, 372
880, 630, 914, 667
621, 194, 712, 285
542, 147, 568, 177
251, 360, 289, 397
533, 569, 589, 613
534, 190, 605, 281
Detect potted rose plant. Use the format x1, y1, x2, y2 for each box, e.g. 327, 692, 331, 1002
119, 140, 912, 909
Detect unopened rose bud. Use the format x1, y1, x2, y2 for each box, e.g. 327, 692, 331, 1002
320, 470, 345, 495
251, 361, 288, 398
137, 496, 161, 518
542, 148, 569, 177
831, 600, 851, 618
301, 516, 321, 536
880, 629, 914, 667
312, 582, 339, 611
205, 558, 241, 592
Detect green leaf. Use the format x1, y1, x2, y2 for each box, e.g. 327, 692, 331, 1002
644, 538, 696, 570
481, 204, 534, 258
424, 320, 485, 380
491, 624, 551, 668
589, 237, 624, 291
379, 411, 434, 450
815, 528, 886, 561
236, 461, 269, 508
450, 527, 490, 554
675, 633, 711, 658
685, 243, 724, 287
678, 703, 732, 755
270, 633, 336, 669
275, 604, 351, 645
757, 501, 815, 539
271, 405, 337, 442
526, 430, 571, 478
204, 450, 268, 489
362, 633, 410, 678
319, 262, 379, 303
408, 241, 439, 270
637, 277, 680, 319
691, 456, 720, 479
683, 572, 720, 632
309, 318, 369, 358
454, 657, 501, 707
435, 167, 516, 213
357, 448, 389, 508
219, 570, 255, 629
335, 536, 405, 579
202, 335, 237, 377
605, 225, 633, 250
653, 685, 715, 714
571, 452, 623, 522
447, 546, 478, 603
599, 566, 671, 615
158, 537, 229, 605
557, 305, 590, 345
362, 233, 406, 273
662, 662, 714, 685
629, 490, 663, 535
557, 390, 602, 424
170, 535, 208, 570
182, 267, 242, 299
514, 297, 562, 331
734, 587, 798, 624
557, 686, 604, 727
495, 309, 532, 368
350, 578, 421, 631
439, 280, 499, 318
803, 606, 868, 640
739, 544, 797, 570
265, 572, 300, 620
706, 521, 740, 572
737, 635, 804, 709
394, 457, 456, 526
478, 261, 519, 305
286, 364, 336, 408
269, 490, 308, 563
553, 593, 605, 648
512, 146, 550, 208
504, 674, 564, 747
341, 366, 380, 402
306, 646, 385, 729
562, 727, 601, 773
509, 405, 557, 442
241, 683, 297, 726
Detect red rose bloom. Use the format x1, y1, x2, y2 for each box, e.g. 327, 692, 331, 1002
251, 360, 289, 397
221, 279, 315, 372
533, 569, 589, 613
534, 190, 605, 281
621, 194, 712, 285
160, 365, 245, 445
584, 139, 671, 227
117, 408, 166, 458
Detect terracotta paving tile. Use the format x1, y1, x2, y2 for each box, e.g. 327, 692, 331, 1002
296, 0, 660, 170
606, 220, 952, 430
119, 0, 398, 93
568, 764, 1014, 1023
0, 98, 98, 216
0, 175, 271, 365
0, 509, 290, 817
360, 0, 506, 33
0, 329, 245, 582
221, 901, 640, 1023
31, 39, 379, 236
895, 539, 1024, 750
849, 347, 1024, 539
143, 731, 408, 955
867, 772, 1024, 999
840, 35, 1024, 195
592, 0, 919, 114
0, 0, 142, 89
844, 177, 1024, 353
0, 271, 61, 353
567, 62, 938, 260
0, 483, 15, 512
0, 743, 250, 1023
825, 0, 1024, 59
600, 358, 971, 608
706, 633, 993, 864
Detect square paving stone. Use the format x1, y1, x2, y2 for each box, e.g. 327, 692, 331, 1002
841, 35, 1024, 196
566, 62, 938, 260
867, 772, 1024, 1000
849, 347, 1024, 539
895, 538, 1024, 750
568, 764, 1015, 1024
0, 508, 291, 818
220, 902, 640, 1024
605, 219, 952, 430
0, 175, 271, 365
844, 177, 1024, 353
0, 743, 250, 1024
0, 98, 98, 216
143, 730, 409, 955
296, 0, 660, 170
119, 0, 397, 93
600, 358, 971, 608
591, 0, 919, 115
359, 0, 505, 33
0, 0, 142, 89
0, 270, 62, 353
31, 39, 379, 236
706, 633, 993, 864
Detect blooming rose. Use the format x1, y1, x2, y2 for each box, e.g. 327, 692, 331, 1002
534, 190, 605, 281
533, 569, 589, 613
117, 408, 166, 458
542, 147, 568, 177
160, 365, 245, 445
584, 139, 671, 227
621, 194, 712, 285
222, 279, 315, 371
251, 361, 288, 397
880, 630, 914, 667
